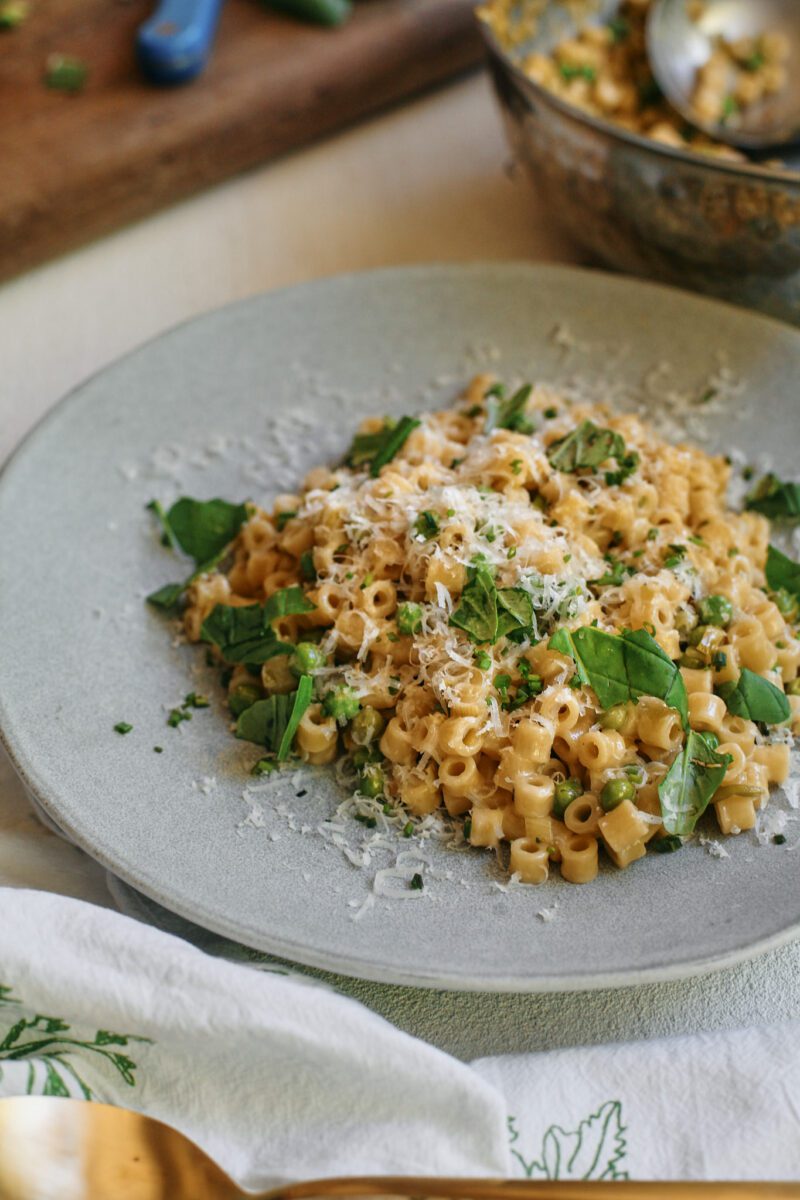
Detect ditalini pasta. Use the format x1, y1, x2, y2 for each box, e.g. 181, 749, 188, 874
148, 377, 800, 885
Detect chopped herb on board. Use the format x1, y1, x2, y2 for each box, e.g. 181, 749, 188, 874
0, 1, 28, 28
44, 53, 88, 92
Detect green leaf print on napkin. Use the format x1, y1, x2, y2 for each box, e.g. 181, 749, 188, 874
508, 1100, 628, 1181
0, 983, 151, 1099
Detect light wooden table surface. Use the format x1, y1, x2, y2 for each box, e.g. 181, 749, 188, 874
0, 72, 577, 468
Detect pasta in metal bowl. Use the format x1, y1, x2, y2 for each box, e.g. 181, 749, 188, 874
148, 375, 800, 887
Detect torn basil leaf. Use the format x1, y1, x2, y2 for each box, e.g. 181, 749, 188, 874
496, 587, 534, 639
146, 496, 249, 611
484, 384, 534, 435
236, 675, 313, 761
716, 668, 791, 725
449, 565, 534, 645
450, 563, 499, 644
548, 625, 689, 729
766, 544, 800, 600
745, 474, 800, 520
547, 420, 639, 485
658, 731, 732, 837
201, 586, 314, 664
345, 416, 420, 477
153, 497, 249, 565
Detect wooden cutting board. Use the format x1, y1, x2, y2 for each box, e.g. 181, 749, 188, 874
0, 0, 483, 281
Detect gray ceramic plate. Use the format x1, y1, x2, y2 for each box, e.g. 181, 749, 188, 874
1, 264, 799, 992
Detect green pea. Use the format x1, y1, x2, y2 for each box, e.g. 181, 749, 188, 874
352, 745, 380, 769
600, 777, 635, 811
290, 642, 327, 677
552, 778, 583, 818
397, 602, 423, 636
322, 685, 360, 724
600, 703, 629, 732
229, 683, 262, 717
773, 588, 799, 623
697, 594, 733, 628
358, 763, 385, 798
351, 705, 386, 746
786, 679, 800, 696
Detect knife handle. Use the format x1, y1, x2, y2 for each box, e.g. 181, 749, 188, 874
136, 0, 224, 85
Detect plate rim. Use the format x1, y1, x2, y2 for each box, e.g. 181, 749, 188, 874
3, 260, 800, 992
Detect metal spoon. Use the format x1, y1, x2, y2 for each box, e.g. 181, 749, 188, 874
0, 1098, 797, 1200
647, 0, 800, 149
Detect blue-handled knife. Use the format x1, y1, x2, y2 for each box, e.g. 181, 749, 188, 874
136, 0, 224, 85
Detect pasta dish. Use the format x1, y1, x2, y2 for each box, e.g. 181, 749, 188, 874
147, 377, 800, 886
480, 0, 791, 164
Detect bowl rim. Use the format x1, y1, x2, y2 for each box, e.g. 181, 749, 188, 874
476, 11, 800, 187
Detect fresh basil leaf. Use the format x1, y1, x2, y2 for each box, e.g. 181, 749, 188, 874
745, 474, 800, 520
201, 604, 290, 664
156, 498, 249, 565
547, 420, 637, 485
201, 586, 315, 663
146, 581, 185, 611
263, 586, 315, 623
485, 384, 534, 435
716, 668, 791, 725
449, 563, 499, 644
345, 416, 420, 477
146, 548, 232, 613
235, 676, 313, 760
658, 731, 732, 836
547, 625, 689, 729
766, 544, 800, 599
496, 587, 534, 639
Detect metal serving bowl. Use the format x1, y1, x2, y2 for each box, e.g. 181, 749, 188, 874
478, 5, 800, 324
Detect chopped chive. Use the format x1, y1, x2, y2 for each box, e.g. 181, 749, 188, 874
507, 545, 517, 560
113, 722, 133, 735
410, 872, 424, 890
466, 404, 483, 418
774, 833, 787, 845
184, 692, 210, 708
276, 510, 297, 531
510, 459, 522, 475
475, 650, 492, 670
153, 745, 163, 753
167, 708, 191, 728
300, 550, 316, 581
251, 758, 277, 776
403, 821, 414, 838
360, 572, 375, 589
543, 407, 558, 419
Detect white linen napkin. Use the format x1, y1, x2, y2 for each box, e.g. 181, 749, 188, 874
3, 883, 800, 1186
0, 888, 509, 1192
474, 1024, 800, 1182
